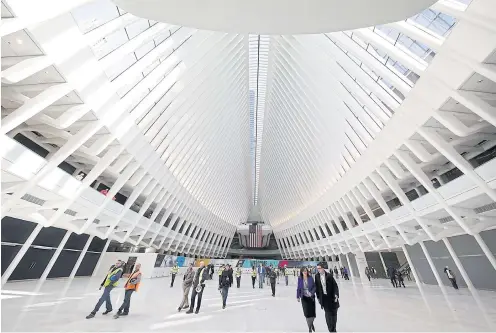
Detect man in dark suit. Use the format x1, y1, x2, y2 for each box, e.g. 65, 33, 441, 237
268, 265, 277, 296
187, 261, 209, 314
315, 263, 340, 332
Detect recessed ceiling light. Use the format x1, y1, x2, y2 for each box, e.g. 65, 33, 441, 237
44, 71, 49, 74
477, 79, 483, 83
15, 38, 23, 45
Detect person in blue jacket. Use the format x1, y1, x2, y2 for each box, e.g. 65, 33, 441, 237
86, 260, 124, 319
297, 267, 317, 332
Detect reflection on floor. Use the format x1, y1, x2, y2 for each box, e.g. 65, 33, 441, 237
2, 274, 496, 331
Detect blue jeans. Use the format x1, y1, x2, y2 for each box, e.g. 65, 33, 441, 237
221, 286, 229, 306
118, 290, 134, 314
285, 276, 289, 286
92, 286, 113, 314
259, 275, 264, 288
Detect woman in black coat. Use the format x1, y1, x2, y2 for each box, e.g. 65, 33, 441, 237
297, 267, 317, 332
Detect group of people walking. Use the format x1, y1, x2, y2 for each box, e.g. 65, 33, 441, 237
387, 266, 406, 288
178, 261, 209, 314
86, 260, 142, 319
296, 263, 340, 332
86, 259, 343, 332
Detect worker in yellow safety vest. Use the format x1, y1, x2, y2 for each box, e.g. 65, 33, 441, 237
86, 260, 124, 319
114, 263, 142, 318
284, 265, 291, 286
235, 266, 242, 288
170, 263, 179, 287
251, 266, 257, 289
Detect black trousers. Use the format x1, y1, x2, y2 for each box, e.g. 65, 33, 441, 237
189, 285, 204, 312
390, 277, 397, 287
252, 276, 256, 288
324, 309, 338, 332
171, 273, 176, 287
236, 277, 241, 288
270, 281, 276, 296
449, 278, 459, 289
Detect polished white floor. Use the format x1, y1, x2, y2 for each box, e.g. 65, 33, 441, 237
2, 274, 496, 331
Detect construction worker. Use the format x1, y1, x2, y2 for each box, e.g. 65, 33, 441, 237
235, 266, 242, 288
251, 266, 257, 288
170, 262, 179, 287
114, 263, 142, 318
86, 260, 123, 319
284, 265, 291, 286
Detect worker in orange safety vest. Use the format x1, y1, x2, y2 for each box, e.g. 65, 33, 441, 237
114, 263, 142, 318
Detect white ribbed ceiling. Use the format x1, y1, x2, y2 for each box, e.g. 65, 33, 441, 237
3, 0, 490, 259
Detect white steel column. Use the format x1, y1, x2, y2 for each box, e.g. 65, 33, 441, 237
222, 230, 234, 258
473, 234, 496, 272
418, 241, 448, 294
442, 237, 494, 329
378, 251, 388, 276
345, 253, 355, 282
69, 236, 94, 278
40, 230, 72, 281
2, 224, 43, 286
401, 244, 432, 313
92, 238, 111, 277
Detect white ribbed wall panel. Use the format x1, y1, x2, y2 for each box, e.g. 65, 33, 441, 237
1, 0, 248, 258
270, 0, 496, 263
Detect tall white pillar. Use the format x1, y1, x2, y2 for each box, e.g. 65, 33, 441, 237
92, 238, 111, 277
378, 251, 387, 277
345, 253, 355, 282
40, 230, 72, 281
2, 224, 43, 285
69, 236, 94, 278
355, 251, 369, 284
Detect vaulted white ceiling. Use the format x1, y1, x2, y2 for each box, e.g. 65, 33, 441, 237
2, 0, 496, 258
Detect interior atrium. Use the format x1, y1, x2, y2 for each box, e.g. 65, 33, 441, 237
1, 0, 496, 331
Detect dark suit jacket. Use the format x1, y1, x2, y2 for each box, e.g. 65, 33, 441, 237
315, 271, 340, 310
193, 267, 209, 287
219, 270, 232, 288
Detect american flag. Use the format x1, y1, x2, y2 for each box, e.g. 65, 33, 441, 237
248, 223, 263, 248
